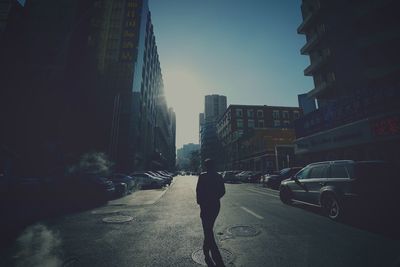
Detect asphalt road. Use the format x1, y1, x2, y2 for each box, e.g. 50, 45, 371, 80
2, 175, 400, 267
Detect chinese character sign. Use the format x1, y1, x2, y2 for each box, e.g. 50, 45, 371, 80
120, 0, 139, 62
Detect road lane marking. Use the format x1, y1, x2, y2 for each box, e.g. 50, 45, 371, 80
240, 206, 264, 220
247, 189, 279, 198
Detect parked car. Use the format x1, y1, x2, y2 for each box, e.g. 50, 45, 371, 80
247, 172, 263, 183
222, 171, 240, 183
264, 167, 303, 189
158, 170, 174, 180
108, 173, 137, 194
113, 182, 128, 197
75, 174, 116, 201
146, 171, 172, 185
155, 170, 174, 182
279, 160, 397, 220
235, 171, 254, 182
131, 172, 165, 189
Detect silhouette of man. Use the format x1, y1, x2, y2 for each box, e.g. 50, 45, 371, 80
196, 158, 226, 267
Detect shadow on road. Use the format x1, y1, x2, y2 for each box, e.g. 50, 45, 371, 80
0, 194, 107, 251
289, 202, 400, 240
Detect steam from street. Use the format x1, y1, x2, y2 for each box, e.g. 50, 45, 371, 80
14, 224, 62, 267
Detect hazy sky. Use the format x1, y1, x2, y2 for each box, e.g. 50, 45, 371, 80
149, 0, 313, 149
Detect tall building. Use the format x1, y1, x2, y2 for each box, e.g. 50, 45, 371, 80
199, 94, 227, 169
295, 0, 400, 164
0, 0, 13, 36
198, 113, 205, 144
204, 94, 227, 122
0, 0, 175, 176
169, 107, 177, 170
217, 105, 302, 171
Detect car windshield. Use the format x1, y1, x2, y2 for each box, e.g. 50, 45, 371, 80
279, 168, 290, 175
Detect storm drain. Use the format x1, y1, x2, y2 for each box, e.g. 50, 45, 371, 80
102, 215, 133, 224
227, 225, 259, 237
192, 248, 234, 266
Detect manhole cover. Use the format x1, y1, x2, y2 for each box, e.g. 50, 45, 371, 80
227, 225, 259, 237
91, 209, 120, 215
192, 248, 234, 266
102, 215, 133, 224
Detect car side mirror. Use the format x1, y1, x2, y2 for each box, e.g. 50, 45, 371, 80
291, 175, 298, 181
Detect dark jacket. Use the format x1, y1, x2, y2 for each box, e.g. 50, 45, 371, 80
196, 171, 225, 206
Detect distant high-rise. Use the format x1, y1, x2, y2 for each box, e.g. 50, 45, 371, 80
198, 113, 205, 144
176, 143, 200, 170
204, 94, 227, 122
200, 94, 227, 169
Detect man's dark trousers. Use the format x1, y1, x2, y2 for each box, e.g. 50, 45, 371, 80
200, 202, 223, 265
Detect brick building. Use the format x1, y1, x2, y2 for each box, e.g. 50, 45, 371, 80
216, 105, 302, 172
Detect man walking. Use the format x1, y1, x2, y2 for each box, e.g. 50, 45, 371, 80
196, 159, 225, 266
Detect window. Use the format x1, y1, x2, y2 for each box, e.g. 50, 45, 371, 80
296, 167, 311, 180
247, 110, 254, 117
308, 165, 327, 178
273, 110, 280, 119
236, 109, 243, 117
274, 120, 280, 127
257, 110, 263, 117
258, 120, 264, 128
283, 120, 290, 126
330, 165, 349, 178
237, 119, 243, 128
248, 119, 255, 128
293, 111, 300, 119
282, 111, 289, 119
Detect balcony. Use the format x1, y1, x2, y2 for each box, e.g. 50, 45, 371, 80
304, 54, 329, 76
307, 80, 335, 98
300, 34, 319, 55
297, 4, 320, 34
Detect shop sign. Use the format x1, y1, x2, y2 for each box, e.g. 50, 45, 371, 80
370, 113, 400, 138
295, 119, 372, 154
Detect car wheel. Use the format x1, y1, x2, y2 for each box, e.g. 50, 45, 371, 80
279, 187, 292, 204
322, 194, 341, 220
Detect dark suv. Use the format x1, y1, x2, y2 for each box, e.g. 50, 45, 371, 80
279, 160, 397, 220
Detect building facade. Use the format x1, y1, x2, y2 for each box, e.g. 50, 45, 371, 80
198, 113, 204, 145
216, 105, 302, 171
176, 143, 200, 170
199, 95, 227, 169
0, 0, 175, 177
295, 0, 400, 165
